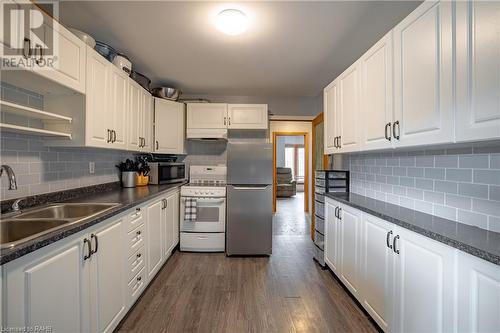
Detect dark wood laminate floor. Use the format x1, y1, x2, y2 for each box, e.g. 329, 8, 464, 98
116, 194, 378, 333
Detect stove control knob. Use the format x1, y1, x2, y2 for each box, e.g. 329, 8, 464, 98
195, 191, 200, 195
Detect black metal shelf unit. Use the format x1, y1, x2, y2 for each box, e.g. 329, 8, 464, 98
312, 170, 350, 267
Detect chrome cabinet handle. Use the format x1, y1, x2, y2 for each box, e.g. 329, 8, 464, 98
83, 238, 92, 260
155, 140, 159, 150
23, 38, 31, 59
90, 234, 98, 255
35, 44, 43, 64
386, 230, 393, 249
338, 207, 342, 220
393, 121, 400, 140
106, 129, 111, 143
223, 117, 227, 126
385, 122, 392, 141
334, 206, 338, 218
338, 136, 341, 148
393, 235, 400, 254
228, 117, 231, 126
112, 130, 116, 143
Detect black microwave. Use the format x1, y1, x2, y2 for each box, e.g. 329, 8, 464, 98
148, 162, 187, 185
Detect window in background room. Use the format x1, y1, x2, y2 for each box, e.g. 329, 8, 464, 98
285, 144, 305, 184
285, 147, 296, 177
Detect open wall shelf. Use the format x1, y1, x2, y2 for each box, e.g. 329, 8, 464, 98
0, 123, 72, 139
0, 99, 72, 122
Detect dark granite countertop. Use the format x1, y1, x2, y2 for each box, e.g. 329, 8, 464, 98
325, 192, 500, 266
0, 182, 186, 265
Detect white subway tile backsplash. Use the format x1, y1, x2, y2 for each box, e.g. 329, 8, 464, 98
341, 145, 500, 231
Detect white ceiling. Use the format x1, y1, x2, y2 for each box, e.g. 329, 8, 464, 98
60, 1, 421, 98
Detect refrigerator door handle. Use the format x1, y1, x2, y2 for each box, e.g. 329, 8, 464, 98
231, 185, 270, 190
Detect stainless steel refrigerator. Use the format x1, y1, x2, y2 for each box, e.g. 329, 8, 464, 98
226, 142, 273, 255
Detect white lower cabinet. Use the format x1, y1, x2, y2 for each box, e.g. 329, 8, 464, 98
146, 199, 163, 280
360, 214, 394, 332
457, 252, 500, 333
325, 197, 463, 333
338, 204, 362, 297
392, 226, 456, 333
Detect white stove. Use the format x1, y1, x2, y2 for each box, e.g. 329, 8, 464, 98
180, 166, 226, 252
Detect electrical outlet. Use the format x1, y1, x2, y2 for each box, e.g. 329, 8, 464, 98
89, 162, 95, 174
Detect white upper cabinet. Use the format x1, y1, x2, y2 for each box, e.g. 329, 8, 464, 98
338, 62, 361, 153
139, 91, 153, 152
457, 252, 500, 333
393, 0, 454, 148
86, 48, 111, 149
324, 79, 339, 155
456, 0, 500, 142
108, 65, 129, 150
128, 81, 142, 151
360, 32, 394, 151
154, 98, 185, 154
393, 225, 456, 333
187, 103, 228, 129
227, 104, 268, 129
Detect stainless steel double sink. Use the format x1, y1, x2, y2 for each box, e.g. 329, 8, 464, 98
1, 203, 119, 249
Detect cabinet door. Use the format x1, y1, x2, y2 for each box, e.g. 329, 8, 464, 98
163, 195, 175, 259
457, 252, 500, 333
154, 99, 185, 154
146, 199, 163, 280
30, 15, 86, 94
360, 214, 394, 332
393, 0, 454, 147
324, 200, 340, 273
227, 104, 268, 129
86, 48, 111, 148
339, 204, 362, 297
128, 81, 142, 151
324, 79, 339, 154
109, 66, 128, 150
172, 191, 180, 247
90, 219, 126, 333
360, 32, 394, 151
456, 0, 500, 142
187, 103, 227, 129
338, 62, 361, 153
393, 226, 456, 333
4, 234, 91, 332
140, 92, 153, 152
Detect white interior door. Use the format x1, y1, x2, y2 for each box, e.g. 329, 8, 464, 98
227, 104, 268, 129
338, 62, 360, 153
360, 32, 394, 151
393, 226, 456, 333
456, 0, 500, 142
86, 49, 111, 148
154, 99, 185, 154
324, 80, 339, 154
339, 205, 361, 297
90, 219, 126, 333
187, 103, 227, 129
361, 214, 394, 332
393, 0, 454, 147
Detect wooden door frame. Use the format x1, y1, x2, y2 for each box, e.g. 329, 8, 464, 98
311, 112, 328, 240
272, 131, 309, 213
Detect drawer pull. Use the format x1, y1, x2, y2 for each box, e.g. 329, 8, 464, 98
137, 276, 142, 282
136, 253, 142, 258
136, 230, 141, 235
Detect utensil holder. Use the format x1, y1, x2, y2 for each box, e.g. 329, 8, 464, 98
121, 171, 137, 188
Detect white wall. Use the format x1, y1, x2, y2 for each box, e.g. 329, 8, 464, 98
276, 135, 305, 167
270, 121, 313, 213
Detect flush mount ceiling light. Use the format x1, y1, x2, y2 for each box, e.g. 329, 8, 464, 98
215, 9, 249, 36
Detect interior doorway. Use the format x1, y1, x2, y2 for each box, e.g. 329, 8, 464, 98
272, 132, 309, 214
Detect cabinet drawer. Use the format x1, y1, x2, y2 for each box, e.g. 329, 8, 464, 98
315, 200, 325, 215
315, 215, 325, 234
127, 224, 145, 256
315, 192, 325, 203
314, 231, 324, 250
180, 232, 225, 252
127, 207, 144, 232
313, 243, 325, 266
127, 246, 145, 283
128, 267, 146, 303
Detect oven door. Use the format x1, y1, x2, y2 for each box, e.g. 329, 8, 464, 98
180, 197, 226, 232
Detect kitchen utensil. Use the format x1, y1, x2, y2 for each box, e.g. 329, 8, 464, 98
151, 87, 182, 101
130, 71, 151, 91
112, 53, 132, 75
69, 28, 96, 48
94, 41, 117, 62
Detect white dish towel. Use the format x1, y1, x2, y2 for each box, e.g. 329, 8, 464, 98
184, 198, 197, 221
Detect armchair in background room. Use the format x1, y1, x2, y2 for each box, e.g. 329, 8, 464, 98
276, 167, 296, 197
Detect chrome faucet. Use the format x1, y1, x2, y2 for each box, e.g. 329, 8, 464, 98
0, 164, 18, 190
